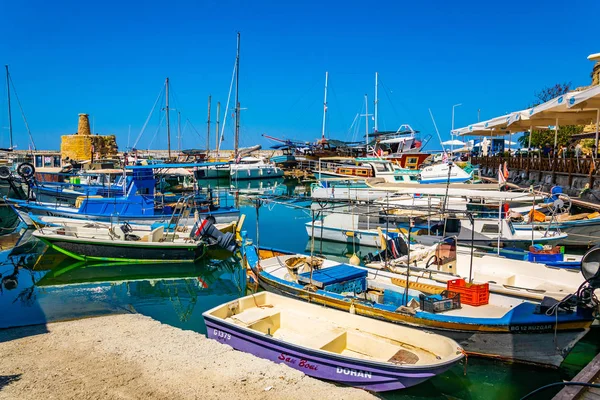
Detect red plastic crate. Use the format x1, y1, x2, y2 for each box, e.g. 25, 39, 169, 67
446, 278, 489, 306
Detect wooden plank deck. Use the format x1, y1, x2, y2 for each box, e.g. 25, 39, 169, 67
553, 352, 600, 399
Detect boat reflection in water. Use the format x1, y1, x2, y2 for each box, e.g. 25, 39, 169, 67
0, 247, 245, 333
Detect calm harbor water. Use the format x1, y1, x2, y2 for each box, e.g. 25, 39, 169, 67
0, 179, 598, 399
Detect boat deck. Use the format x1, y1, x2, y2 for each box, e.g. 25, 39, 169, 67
259, 254, 522, 320
225, 302, 440, 365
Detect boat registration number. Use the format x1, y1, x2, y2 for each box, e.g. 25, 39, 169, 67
213, 329, 231, 341
509, 324, 553, 332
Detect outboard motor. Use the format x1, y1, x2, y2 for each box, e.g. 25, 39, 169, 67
191, 217, 237, 252
576, 246, 600, 310
582, 246, 600, 289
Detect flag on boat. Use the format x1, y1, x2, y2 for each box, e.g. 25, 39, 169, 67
442, 151, 448, 163
503, 162, 509, 179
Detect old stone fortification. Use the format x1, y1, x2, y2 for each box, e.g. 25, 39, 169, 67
60, 113, 118, 163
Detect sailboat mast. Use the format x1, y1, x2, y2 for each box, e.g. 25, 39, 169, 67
321, 71, 328, 141
364, 94, 369, 146
5, 65, 13, 149
177, 111, 181, 152
374, 72, 378, 134
165, 77, 171, 159
234, 32, 241, 160
207, 95, 212, 154
216, 102, 221, 156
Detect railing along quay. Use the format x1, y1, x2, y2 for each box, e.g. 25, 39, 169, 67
472, 155, 600, 187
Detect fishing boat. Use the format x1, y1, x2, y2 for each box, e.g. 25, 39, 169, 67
7, 164, 239, 227
313, 157, 418, 183
32, 216, 240, 263
203, 291, 464, 392
242, 242, 596, 368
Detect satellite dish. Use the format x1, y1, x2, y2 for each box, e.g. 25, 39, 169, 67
581, 246, 600, 288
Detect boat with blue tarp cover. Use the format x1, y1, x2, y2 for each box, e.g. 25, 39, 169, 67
6, 163, 239, 226
242, 240, 596, 368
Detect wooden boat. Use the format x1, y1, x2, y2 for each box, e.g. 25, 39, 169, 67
242, 242, 595, 368
203, 291, 464, 392
32, 218, 240, 263
313, 157, 417, 184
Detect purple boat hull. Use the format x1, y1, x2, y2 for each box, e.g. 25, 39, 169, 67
204, 316, 458, 392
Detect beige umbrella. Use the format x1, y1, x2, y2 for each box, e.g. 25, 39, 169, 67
566, 85, 600, 149
527, 91, 599, 148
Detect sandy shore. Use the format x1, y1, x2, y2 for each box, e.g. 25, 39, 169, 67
0, 314, 375, 400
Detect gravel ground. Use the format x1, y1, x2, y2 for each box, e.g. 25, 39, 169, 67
0, 314, 376, 400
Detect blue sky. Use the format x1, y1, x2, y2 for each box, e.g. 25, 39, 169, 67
1, 0, 599, 151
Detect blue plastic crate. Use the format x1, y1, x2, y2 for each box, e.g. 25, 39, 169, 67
527, 252, 563, 263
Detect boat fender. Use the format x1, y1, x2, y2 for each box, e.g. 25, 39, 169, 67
191, 218, 237, 252
0, 166, 12, 180
17, 162, 35, 179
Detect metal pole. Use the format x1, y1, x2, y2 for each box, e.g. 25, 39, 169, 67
592, 108, 600, 152
451, 103, 462, 154
468, 213, 474, 283
165, 77, 171, 159
405, 218, 412, 306
365, 94, 369, 146
207, 95, 211, 154
177, 111, 181, 152
374, 72, 378, 133
5, 65, 13, 149
321, 71, 328, 141
497, 202, 501, 255
554, 117, 558, 149
234, 32, 241, 160
216, 102, 221, 157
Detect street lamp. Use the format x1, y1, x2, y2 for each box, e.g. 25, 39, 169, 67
451, 103, 463, 154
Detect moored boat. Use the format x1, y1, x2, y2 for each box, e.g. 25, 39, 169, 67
33, 217, 240, 263
242, 242, 596, 368
203, 291, 464, 392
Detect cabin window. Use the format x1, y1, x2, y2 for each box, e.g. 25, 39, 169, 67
481, 224, 499, 233
373, 164, 387, 172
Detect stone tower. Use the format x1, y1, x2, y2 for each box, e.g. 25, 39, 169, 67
60, 113, 118, 164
